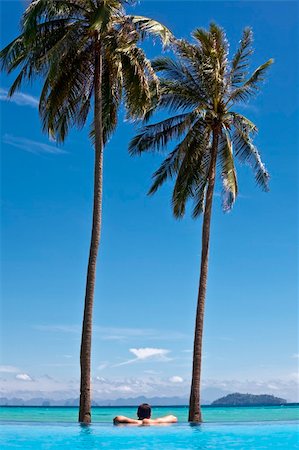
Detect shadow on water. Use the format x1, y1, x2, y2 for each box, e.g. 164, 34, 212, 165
189, 422, 203, 429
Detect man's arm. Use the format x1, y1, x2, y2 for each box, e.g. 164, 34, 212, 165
143, 415, 178, 425
113, 415, 140, 425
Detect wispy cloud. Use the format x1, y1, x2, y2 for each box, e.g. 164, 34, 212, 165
97, 362, 109, 371
0, 365, 20, 373
99, 326, 158, 341
3, 134, 66, 155
292, 353, 299, 359
0, 88, 39, 109
114, 347, 171, 367
34, 324, 187, 341
34, 324, 190, 341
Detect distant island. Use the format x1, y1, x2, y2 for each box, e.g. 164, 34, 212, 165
211, 393, 287, 406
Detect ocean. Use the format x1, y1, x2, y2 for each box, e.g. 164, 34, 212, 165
1, 404, 299, 423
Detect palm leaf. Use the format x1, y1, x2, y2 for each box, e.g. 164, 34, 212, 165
229, 59, 274, 103
218, 129, 238, 211
172, 126, 210, 217
230, 27, 253, 86
148, 147, 181, 195
230, 112, 258, 135
129, 112, 196, 155
233, 127, 269, 190
129, 15, 172, 46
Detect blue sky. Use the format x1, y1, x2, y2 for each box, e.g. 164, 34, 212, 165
1, 1, 298, 402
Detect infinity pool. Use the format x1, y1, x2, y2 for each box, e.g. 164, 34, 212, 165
1, 421, 298, 449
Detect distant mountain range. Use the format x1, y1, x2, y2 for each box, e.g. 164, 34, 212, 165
0, 393, 293, 407
0, 396, 191, 407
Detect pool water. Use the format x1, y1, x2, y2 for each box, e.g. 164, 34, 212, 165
1, 421, 298, 449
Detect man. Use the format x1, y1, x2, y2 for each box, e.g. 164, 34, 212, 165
113, 403, 178, 425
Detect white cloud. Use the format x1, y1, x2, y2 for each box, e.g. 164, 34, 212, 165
169, 376, 183, 383
130, 348, 170, 360
1, 373, 299, 403
112, 385, 133, 393
0, 88, 39, 108
3, 134, 66, 155
16, 373, 32, 381
114, 348, 171, 367
0, 365, 19, 373
292, 353, 299, 359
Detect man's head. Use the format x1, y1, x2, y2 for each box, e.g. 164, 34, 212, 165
137, 403, 151, 420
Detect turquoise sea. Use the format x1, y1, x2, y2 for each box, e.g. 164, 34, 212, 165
1, 406, 299, 449
1, 405, 299, 423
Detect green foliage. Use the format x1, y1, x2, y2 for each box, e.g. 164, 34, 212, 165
211, 393, 287, 406
130, 23, 273, 217
0, 0, 172, 144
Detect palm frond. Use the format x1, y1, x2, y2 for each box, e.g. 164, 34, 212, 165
230, 27, 253, 87
228, 59, 274, 103
192, 27, 213, 54
209, 22, 228, 61
22, 0, 89, 32
230, 112, 258, 135
40, 42, 94, 141
172, 126, 211, 218
233, 127, 269, 190
120, 45, 157, 120
89, 0, 121, 33
129, 112, 195, 155
0, 34, 27, 73
129, 15, 172, 46
218, 129, 238, 211
174, 38, 202, 64
148, 147, 181, 195
191, 149, 211, 218
158, 79, 207, 112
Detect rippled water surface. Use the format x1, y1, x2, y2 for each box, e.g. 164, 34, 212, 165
1, 421, 299, 449
1, 406, 298, 449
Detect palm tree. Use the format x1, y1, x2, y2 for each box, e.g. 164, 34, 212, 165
0, 0, 171, 423
129, 23, 273, 422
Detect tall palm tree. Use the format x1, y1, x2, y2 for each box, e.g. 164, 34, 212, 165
129, 24, 273, 422
0, 0, 171, 423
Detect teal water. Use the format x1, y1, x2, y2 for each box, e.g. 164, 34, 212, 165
1, 421, 298, 449
1, 405, 299, 423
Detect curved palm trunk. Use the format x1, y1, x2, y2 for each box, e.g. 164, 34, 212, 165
79, 43, 104, 424
188, 128, 219, 423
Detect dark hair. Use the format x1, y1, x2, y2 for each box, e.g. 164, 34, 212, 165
137, 403, 151, 419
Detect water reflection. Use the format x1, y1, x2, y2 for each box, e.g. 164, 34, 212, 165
78, 423, 98, 449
